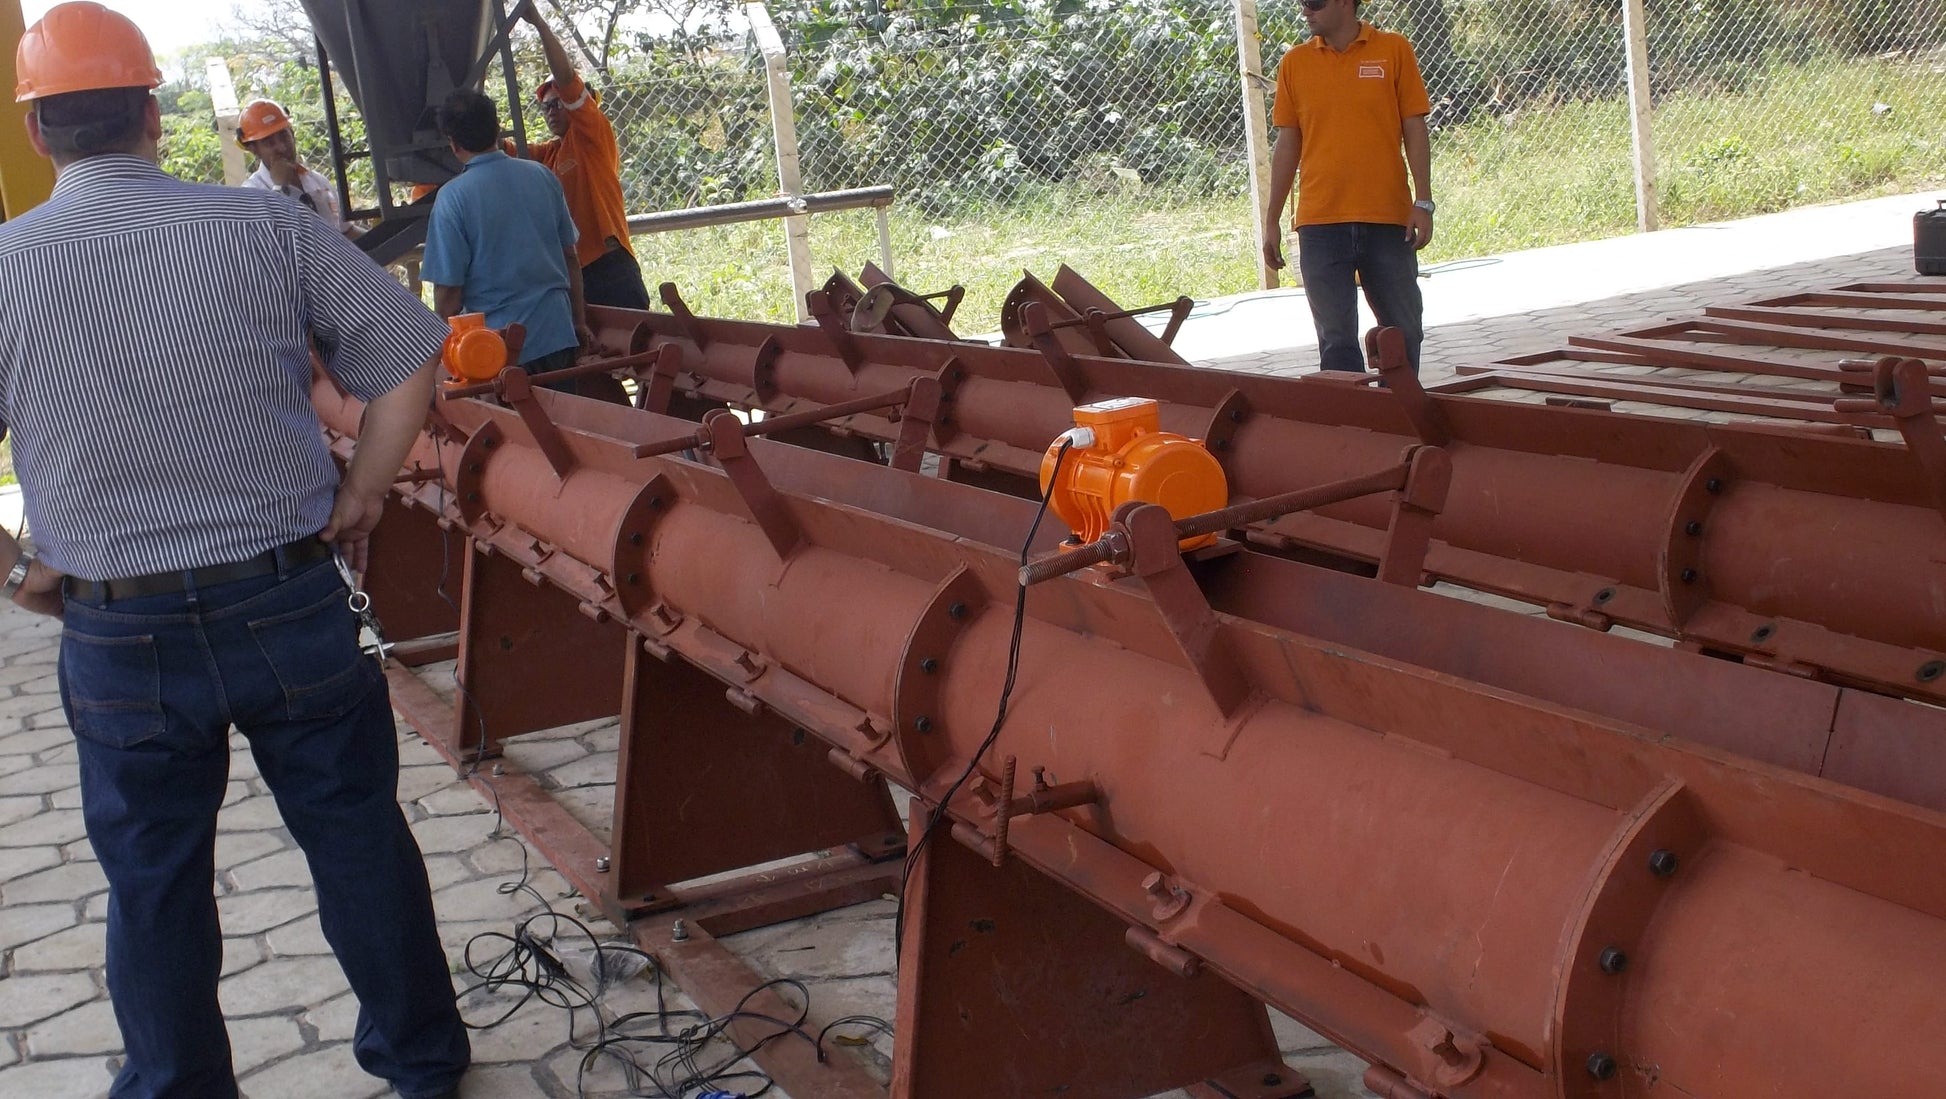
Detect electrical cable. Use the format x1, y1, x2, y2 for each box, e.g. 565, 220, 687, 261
893, 438, 1074, 961
422, 389, 897, 1097
457, 818, 892, 1098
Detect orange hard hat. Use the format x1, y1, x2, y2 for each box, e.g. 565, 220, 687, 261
14, 2, 163, 103
236, 99, 292, 145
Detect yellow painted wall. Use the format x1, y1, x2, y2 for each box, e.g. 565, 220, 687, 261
0, 0, 55, 219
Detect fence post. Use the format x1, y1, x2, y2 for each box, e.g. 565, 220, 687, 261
207, 58, 249, 187
1620, 0, 1658, 231
747, 3, 815, 322
1235, 0, 1279, 289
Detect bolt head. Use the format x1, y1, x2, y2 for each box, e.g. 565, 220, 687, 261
1684, 520, 1703, 536
595, 856, 611, 873
914, 715, 933, 733
1598, 946, 1629, 974
1704, 477, 1723, 494
1679, 568, 1698, 583
1648, 848, 1679, 877
1919, 660, 1946, 684
1261, 1072, 1282, 1087
1586, 1052, 1618, 1079
919, 657, 939, 674
947, 602, 967, 620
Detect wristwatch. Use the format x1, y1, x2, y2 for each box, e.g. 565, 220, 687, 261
1413, 199, 1436, 215
1, 553, 32, 600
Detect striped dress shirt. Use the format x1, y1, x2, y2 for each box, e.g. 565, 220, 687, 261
0, 155, 445, 581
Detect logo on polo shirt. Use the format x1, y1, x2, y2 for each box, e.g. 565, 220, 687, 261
1359, 62, 1385, 79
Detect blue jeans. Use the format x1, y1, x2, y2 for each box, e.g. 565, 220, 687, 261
58, 555, 468, 1099
1297, 221, 1424, 373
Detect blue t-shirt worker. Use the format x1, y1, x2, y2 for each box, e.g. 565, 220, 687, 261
0, 4, 470, 1098
420, 87, 592, 380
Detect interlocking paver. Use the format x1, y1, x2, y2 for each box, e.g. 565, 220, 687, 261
219, 956, 348, 1016
227, 848, 314, 892
2, 859, 106, 906
0, 843, 60, 882
299, 990, 361, 1044
229, 1014, 309, 1076
11, 921, 106, 973
0, 973, 98, 1028
0, 901, 80, 951
0, 1053, 116, 1095
212, 830, 286, 868
25, 998, 119, 1057
237, 1045, 388, 1099
215, 795, 289, 833
265, 913, 332, 958
215, 887, 315, 936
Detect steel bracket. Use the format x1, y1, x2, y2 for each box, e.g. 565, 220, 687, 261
703, 409, 801, 561
1114, 502, 1252, 718
1369, 326, 1452, 445
495, 367, 578, 481
889, 375, 943, 472
657, 281, 709, 349
1019, 300, 1090, 403
806, 289, 865, 373
1836, 357, 1946, 520
1375, 445, 1452, 587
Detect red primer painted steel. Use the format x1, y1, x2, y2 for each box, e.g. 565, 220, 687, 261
574, 298, 1946, 706
315, 371, 1946, 1098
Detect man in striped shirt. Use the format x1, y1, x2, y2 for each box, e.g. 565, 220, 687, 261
0, 5, 469, 1098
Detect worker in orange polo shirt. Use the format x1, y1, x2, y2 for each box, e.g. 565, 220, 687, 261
515, 0, 651, 311
1261, 0, 1434, 375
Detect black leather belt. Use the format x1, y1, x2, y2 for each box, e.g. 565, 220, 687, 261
67, 538, 333, 603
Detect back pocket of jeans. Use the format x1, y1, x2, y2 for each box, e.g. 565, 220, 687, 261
60, 630, 165, 749
245, 586, 375, 722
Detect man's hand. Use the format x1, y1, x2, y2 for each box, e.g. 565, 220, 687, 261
321, 487, 386, 575
1407, 207, 1434, 251
1262, 224, 1287, 270
13, 559, 64, 619
576, 322, 599, 353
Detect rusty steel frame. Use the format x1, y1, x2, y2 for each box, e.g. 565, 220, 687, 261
1460, 279, 1946, 418
550, 284, 1946, 709
316, 367, 1946, 1098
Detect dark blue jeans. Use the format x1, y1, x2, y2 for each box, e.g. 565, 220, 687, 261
58, 555, 468, 1099
1297, 221, 1424, 374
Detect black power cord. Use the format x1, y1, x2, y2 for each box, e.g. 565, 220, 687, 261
894, 438, 1074, 960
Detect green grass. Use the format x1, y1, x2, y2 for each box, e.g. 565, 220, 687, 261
636, 51, 1946, 329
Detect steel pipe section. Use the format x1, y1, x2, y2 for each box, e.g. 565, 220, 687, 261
588, 303, 1946, 706
317, 377, 1946, 1097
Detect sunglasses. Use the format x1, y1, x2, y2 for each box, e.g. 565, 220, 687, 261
1302, 0, 1331, 9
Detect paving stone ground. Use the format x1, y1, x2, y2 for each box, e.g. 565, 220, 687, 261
0, 203, 1922, 1098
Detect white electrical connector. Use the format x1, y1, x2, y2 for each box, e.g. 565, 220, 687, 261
1058, 426, 1097, 449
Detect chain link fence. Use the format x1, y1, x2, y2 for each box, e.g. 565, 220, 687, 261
518, 30, 777, 213
270, 0, 1945, 320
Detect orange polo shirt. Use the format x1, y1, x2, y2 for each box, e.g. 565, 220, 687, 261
524, 74, 635, 268
1271, 23, 1430, 229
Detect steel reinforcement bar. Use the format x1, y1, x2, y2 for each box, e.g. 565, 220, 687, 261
318, 375, 1946, 1099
